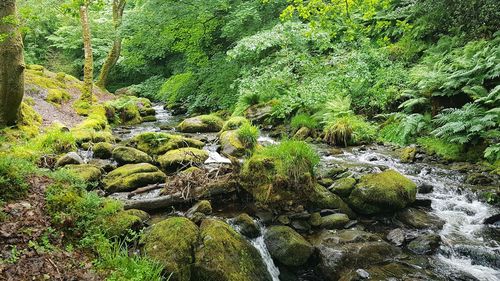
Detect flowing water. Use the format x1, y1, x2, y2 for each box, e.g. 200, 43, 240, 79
320, 146, 500, 281
108, 105, 499, 281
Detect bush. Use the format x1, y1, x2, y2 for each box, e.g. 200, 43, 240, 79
378, 113, 431, 146
157, 72, 196, 108
417, 137, 463, 161
259, 140, 320, 184
324, 115, 376, 146
290, 113, 318, 131
237, 123, 259, 149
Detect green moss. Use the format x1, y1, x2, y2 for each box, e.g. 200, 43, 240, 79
47, 88, 71, 105
236, 123, 259, 150
219, 130, 246, 157
111, 146, 152, 165
63, 164, 103, 185
0, 156, 37, 201
105, 96, 154, 125
141, 217, 199, 281
17, 102, 42, 137
221, 117, 250, 132
131, 132, 204, 155
103, 163, 167, 192
123, 209, 150, 221
71, 105, 114, 145
329, 177, 357, 197
417, 137, 463, 161
264, 226, 313, 267
157, 147, 209, 172
93, 142, 113, 159
400, 146, 417, 163
321, 213, 350, 229
309, 184, 356, 218
348, 170, 417, 215
193, 219, 271, 281
104, 211, 143, 238
177, 115, 224, 133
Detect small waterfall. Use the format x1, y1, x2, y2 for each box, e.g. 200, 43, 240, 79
229, 219, 281, 281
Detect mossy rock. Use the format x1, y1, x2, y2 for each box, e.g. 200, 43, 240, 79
103, 163, 167, 193
309, 184, 356, 219
264, 225, 313, 266
219, 130, 246, 157
93, 142, 113, 159
142, 115, 157, 122
348, 170, 417, 215
233, 213, 261, 239
321, 213, 350, 229
329, 177, 357, 198
186, 200, 212, 217
157, 147, 209, 172
106, 96, 153, 125
293, 127, 312, 141
123, 209, 150, 221
55, 152, 84, 168
131, 132, 204, 156
104, 210, 144, 238
46, 89, 71, 105
220, 116, 250, 132
64, 164, 103, 183
400, 146, 417, 163
142, 217, 199, 281
244, 102, 273, 124
240, 154, 315, 207
112, 146, 153, 165
177, 115, 224, 133
193, 219, 272, 281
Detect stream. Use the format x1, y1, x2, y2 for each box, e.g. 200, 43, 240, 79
107, 104, 499, 281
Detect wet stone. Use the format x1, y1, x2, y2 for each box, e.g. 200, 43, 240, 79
386, 228, 405, 246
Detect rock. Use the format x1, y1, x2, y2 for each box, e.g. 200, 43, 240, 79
186, 200, 212, 217
158, 147, 209, 172
418, 183, 434, 194
293, 127, 312, 140
264, 226, 314, 266
400, 146, 417, 163
321, 213, 350, 229
233, 213, 261, 239
411, 198, 432, 208
177, 115, 224, 133
112, 146, 152, 165
244, 102, 273, 124
323, 166, 349, 179
131, 132, 204, 155
291, 220, 311, 232
55, 152, 83, 167
255, 210, 273, 224
407, 233, 441, 255
103, 163, 167, 192
311, 229, 401, 280
92, 142, 113, 159
318, 178, 334, 187
466, 173, 494, 185
142, 217, 199, 281
63, 164, 102, 183
190, 212, 206, 225
329, 177, 356, 198
386, 228, 405, 246
347, 170, 417, 215
220, 116, 250, 132
339, 262, 434, 281
309, 184, 356, 219
88, 158, 116, 172
309, 212, 322, 227
104, 210, 144, 237
123, 209, 150, 221
396, 208, 445, 230
142, 115, 157, 122
277, 215, 290, 225
484, 214, 500, 225
355, 269, 370, 279
193, 219, 272, 281
219, 130, 246, 157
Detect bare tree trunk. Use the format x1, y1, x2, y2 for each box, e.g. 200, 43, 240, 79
80, 4, 93, 103
0, 0, 25, 127
95, 0, 126, 90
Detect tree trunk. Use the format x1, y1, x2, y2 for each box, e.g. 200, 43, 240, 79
80, 4, 93, 103
0, 0, 25, 127
95, 0, 126, 90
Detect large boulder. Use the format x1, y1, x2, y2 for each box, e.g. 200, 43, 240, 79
103, 163, 166, 192
55, 152, 83, 168
131, 132, 204, 155
309, 184, 356, 219
244, 102, 273, 124
264, 226, 313, 266
396, 208, 445, 230
233, 213, 261, 239
220, 117, 250, 132
112, 146, 153, 165
104, 210, 145, 238
157, 147, 209, 172
193, 219, 272, 281
321, 213, 350, 230
177, 115, 224, 133
329, 177, 356, 198
219, 130, 246, 157
310, 229, 401, 280
142, 217, 199, 281
407, 233, 441, 255
347, 170, 417, 215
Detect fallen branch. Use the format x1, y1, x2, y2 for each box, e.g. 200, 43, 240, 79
127, 183, 165, 198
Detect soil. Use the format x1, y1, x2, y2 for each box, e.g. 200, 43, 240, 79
0, 176, 101, 281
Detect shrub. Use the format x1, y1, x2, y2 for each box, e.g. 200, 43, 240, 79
290, 113, 318, 131
157, 72, 196, 108
237, 123, 259, 149
378, 113, 431, 146
324, 115, 376, 146
417, 137, 463, 161
259, 140, 320, 184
